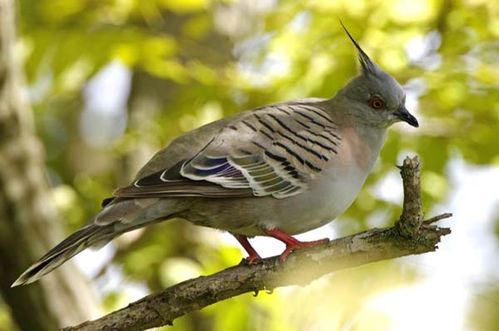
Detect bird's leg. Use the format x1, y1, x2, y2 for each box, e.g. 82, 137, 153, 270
233, 234, 262, 264
263, 228, 329, 262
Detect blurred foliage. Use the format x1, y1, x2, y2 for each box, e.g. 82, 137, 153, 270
469, 284, 499, 331
5, 0, 499, 330
0, 301, 16, 331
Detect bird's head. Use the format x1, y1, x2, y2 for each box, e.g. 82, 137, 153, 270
336, 23, 419, 128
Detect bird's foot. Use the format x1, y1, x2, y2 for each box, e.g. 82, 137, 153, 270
279, 238, 329, 262
233, 234, 262, 265
245, 252, 263, 265
263, 228, 329, 262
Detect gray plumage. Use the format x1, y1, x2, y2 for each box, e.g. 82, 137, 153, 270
12, 24, 418, 287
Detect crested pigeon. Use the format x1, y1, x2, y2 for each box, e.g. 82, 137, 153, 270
12, 24, 418, 287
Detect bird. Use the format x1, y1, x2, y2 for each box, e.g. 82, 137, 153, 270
12, 23, 418, 287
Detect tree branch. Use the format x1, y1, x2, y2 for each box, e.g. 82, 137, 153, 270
62, 156, 452, 331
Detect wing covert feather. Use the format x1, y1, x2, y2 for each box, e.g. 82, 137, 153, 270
115, 99, 341, 199
180, 100, 341, 198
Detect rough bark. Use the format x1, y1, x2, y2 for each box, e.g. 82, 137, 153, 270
63, 156, 452, 331
0, 0, 100, 329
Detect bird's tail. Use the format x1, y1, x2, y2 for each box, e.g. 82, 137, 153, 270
11, 223, 115, 287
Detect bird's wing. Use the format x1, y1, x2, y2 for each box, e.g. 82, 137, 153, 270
114, 100, 341, 199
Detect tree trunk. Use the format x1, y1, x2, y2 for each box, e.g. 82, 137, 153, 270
0, 0, 101, 329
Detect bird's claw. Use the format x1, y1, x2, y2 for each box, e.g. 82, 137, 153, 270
279, 238, 329, 262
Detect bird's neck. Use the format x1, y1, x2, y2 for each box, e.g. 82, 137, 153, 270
356, 123, 387, 157
325, 98, 388, 170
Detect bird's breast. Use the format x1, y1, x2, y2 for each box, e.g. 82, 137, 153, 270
184, 127, 382, 236
263, 128, 378, 234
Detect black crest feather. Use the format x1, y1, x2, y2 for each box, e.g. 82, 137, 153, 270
339, 20, 377, 75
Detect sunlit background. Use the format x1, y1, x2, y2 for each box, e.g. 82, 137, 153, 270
1, 0, 499, 330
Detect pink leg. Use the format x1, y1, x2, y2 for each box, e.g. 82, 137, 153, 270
264, 228, 329, 262
233, 234, 262, 264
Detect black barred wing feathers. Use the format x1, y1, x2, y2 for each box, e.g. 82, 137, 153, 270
114, 100, 341, 199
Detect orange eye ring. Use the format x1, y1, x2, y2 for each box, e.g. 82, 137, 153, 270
369, 96, 385, 109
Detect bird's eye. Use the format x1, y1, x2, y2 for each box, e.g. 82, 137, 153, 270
368, 96, 385, 110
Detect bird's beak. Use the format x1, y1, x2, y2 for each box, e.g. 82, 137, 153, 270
396, 106, 419, 127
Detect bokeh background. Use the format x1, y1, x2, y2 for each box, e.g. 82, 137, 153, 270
1, 0, 498, 330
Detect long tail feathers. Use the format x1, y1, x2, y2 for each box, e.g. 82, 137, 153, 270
11, 224, 114, 287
